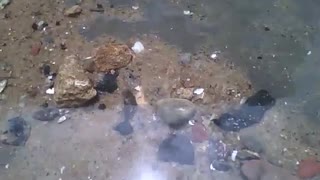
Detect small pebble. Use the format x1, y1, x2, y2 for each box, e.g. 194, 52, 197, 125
131, 41, 144, 54
46, 88, 54, 95
57, 116, 67, 124
98, 103, 106, 110
42, 64, 51, 76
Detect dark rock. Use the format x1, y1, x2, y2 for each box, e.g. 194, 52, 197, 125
122, 89, 137, 121
98, 103, 106, 110
60, 42, 67, 50
156, 98, 196, 129
42, 64, 51, 76
95, 73, 118, 93
41, 102, 49, 108
240, 135, 265, 153
211, 160, 232, 171
97, 3, 103, 8
264, 26, 270, 31
236, 150, 260, 161
114, 121, 133, 136
32, 108, 60, 121
157, 134, 194, 165
55, 21, 61, 26
213, 90, 275, 131
32, 22, 38, 31
1, 117, 31, 146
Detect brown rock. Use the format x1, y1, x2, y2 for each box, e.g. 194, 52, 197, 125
176, 87, 193, 100
191, 122, 208, 143
241, 160, 300, 180
31, 42, 41, 56
298, 157, 320, 179
64, 5, 82, 17
94, 43, 133, 72
54, 55, 97, 107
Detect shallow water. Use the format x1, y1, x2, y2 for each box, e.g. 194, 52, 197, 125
1, 0, 320, 179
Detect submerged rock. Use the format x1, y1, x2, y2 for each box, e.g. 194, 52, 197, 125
0, 0, 10, 9
54, 55, 97, 107
298, 157, 320, 179
191, 122, 208, 143
95, 73, 118, 93
156, 98, 196, 128
236, 150, 260, 161
64, 5, 82, 17
1, 117, 31, 146
213, 90, 275, 131
94, 43, 133, 72
0, 79, 7, 93
122, 89, 137, 121
157, 134, 194, 165
241, 160, 299, 180
210, 160, 231, 172
32, 108, 60, 121
114, 121, 133, 136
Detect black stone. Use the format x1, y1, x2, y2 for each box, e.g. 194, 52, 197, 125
157, 134, 194, 165
32, 22, 38, 31
110, 4, 114, 8
97, 3, 103, 8
264, 26, 270, 31
41, 102, 49, 108
98, 103, 106, 110
95, 73, 118, 93
257, 56, 263, 60
32, 108, 60, 121
42, 64, 51, 76
114, 121, 133, 136
122, 90, 137, 121
55, 21, 61, 26
213, 90, 275, 131
1, 117, 31, 146
211, 161, 231, 171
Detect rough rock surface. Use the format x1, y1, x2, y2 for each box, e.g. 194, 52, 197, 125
54, 55, 97, 107
94, 43, 133, 72
155, 98, 196, 128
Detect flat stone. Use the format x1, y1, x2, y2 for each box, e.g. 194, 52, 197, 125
64, 5, 82, 17
156, 98, 196, 128
1, 117, 31, 146
114, 121, 133, 136
32, 108, 60, 121
94, 43, 133, 72
213, 89, 275, 131
54, 55, 97, 107
157, 134, 194, 165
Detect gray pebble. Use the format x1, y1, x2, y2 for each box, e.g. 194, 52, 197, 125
32, 108, 60, 121
156, 98, 196, 128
